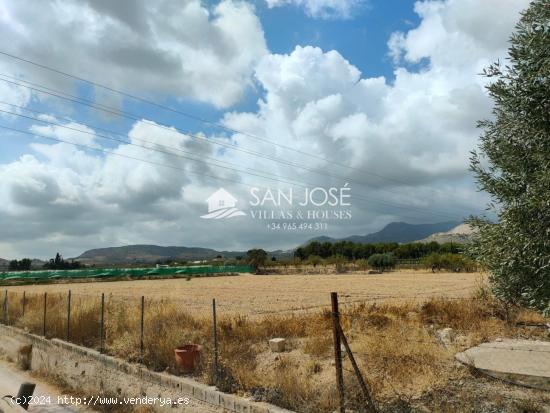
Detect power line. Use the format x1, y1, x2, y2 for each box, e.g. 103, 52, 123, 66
0, 123, 463, 221
0, 101, 465, 220
0, 49, 434, 187
0, 77, 468, 220
0, 75, 394, 189
0, 107, 310, 189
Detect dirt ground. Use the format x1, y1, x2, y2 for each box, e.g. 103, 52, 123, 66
3, 270, 485, 316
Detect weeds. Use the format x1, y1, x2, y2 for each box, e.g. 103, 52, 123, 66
1, 290, 548, 412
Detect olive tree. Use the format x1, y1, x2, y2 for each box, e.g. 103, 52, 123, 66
469, 0, 549, 313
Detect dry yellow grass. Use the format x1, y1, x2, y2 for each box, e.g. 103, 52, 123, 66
3, 285, 549, 412
3, 270, 485, 315
2, 272, 549, 412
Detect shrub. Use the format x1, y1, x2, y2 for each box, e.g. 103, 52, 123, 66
421, 253, 476, 272
367, 253, 395, 272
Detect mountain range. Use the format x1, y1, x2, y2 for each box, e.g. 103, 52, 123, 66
307, 221, 461, 244
74, 245, 293, 265
1, 221, 470, 265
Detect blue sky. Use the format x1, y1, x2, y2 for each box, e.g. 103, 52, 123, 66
1, 0, 422, 164
0, 0, 529, 258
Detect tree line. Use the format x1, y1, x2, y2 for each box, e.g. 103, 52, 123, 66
6, 253, 81, 271
294, 240, 463, 261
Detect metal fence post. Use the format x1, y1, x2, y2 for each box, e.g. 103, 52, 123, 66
2, 290, 6, 325
67, 290, 71, 341
140, 296, 144, 364
100, 293, 105, 353
337, 323, 377, 413
331, 292, 345, 413
4, 291, 8, 325
212, 298, 219, 384
43, 292, 47, 337
22, 291, 26, 318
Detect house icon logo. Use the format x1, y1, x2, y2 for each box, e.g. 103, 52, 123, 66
200, 188, 247, 219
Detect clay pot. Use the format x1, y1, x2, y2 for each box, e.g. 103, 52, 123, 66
174, 344, 202, 373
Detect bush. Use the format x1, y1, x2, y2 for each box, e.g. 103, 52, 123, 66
421, 253, 476, 272
355, 259, 369, 271
367, 253, 395, 272
306, 255, 323, 268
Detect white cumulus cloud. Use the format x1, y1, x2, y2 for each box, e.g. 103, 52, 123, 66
0, 0, 532, 259
0, 0, 267, 108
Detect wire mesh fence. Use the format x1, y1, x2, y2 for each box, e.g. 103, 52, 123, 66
0, 265, 255, 282
1, 288, 548, 413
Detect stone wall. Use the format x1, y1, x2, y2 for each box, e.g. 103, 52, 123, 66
0, 324, 293, 413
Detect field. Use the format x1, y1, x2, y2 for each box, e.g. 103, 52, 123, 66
3, 270, 484, 315
2, 270, 549, 412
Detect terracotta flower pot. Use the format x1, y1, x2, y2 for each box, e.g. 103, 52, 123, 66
174, 344, 202, 373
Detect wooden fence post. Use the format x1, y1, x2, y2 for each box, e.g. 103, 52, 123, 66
331, 292, 345, 413
22, 291, 26, 318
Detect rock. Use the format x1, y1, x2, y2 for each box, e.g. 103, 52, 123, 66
269, 338, 286, 352
436, 327, 456, 346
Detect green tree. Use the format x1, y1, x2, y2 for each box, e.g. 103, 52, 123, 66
44, 252, 81, 270
246, 249, 267, 272
469, 1, 549, 313
367, 253, 396, 272
306, 255, 322, 268
8, 258, 32, 271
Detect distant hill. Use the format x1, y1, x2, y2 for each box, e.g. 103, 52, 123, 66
74, 244, 292, 265
307, 221, 461, 245
417, 223, 476, 244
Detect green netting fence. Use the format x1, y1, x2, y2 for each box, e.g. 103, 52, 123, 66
0, 265, 255, 281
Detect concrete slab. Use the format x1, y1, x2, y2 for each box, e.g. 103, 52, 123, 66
455, 339, 550, 391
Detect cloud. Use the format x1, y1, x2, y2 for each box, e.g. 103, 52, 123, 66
0, 0, 531, 259
0, 0, 267, 108
265, 0, 364, 20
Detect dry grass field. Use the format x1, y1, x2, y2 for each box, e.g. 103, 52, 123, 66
2, 271, 549, 412
3, 270, 484, 315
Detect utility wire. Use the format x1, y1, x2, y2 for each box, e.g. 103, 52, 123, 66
0, 74, 449, 204
0, 49, 437, 187
0, 101, 464, 220
0, 77, 466, 220
0, 123, 464, 220
0, 108, 309, 189
0, 74, 391, 187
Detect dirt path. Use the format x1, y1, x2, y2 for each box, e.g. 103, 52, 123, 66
0, 360, 91, 413
0, 359, 226, 413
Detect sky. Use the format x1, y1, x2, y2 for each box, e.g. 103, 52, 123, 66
0, 0, 530, 259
